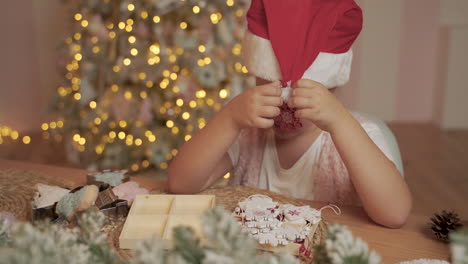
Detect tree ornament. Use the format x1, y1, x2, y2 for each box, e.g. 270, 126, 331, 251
430, 210, 463, 243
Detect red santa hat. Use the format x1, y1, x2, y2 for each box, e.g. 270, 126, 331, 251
242, 0, 363, 130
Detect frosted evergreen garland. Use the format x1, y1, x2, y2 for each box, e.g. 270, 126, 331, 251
313, 224, 381, 264
0, 208, 298, 264
48, 0, 253, 171
450, 228, 468, 264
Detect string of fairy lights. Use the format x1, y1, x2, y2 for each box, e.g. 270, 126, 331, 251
1, 0, 252, 173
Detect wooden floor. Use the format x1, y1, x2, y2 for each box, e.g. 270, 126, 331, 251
1, 123, 467, 218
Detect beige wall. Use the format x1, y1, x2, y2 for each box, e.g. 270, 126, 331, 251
439, 0, 468, 129
0, 1, 69, 133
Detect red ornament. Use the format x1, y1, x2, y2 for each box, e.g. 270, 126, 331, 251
274, 101, 302, 131
299, 244, 306, 254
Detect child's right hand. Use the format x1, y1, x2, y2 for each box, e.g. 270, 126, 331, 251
226, 81, 282, 130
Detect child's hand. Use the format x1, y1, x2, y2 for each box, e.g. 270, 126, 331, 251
289, 79, 350, 132
227, 81, 282, 129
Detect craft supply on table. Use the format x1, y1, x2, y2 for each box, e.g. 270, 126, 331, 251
87, 169, 130, 189
232, 194, 340, 256
119, 194, 216, 249
29, 169, 148, 224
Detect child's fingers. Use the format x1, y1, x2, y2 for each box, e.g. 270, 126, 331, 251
295, 109, 317, 119
293, 79, 322, 89
254, 117, 274, 128
261, 96, 283, 107
258, 83, 281, 96
292, 88, 314, 98
258, 106, 280, 118
288, 96, 316, 109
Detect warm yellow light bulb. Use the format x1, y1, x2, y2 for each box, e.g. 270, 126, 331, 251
153, 16, 161, 23
89, 101, 97, 109
50, 122, 57, 129
140, 11, 148, 19
148, 135, 156, 142
128, 36, 136, 44
193, 6, 200, 13
112, 65, 120, 72
204, 57, 212, 64
224, 172, 231, 179
198, 45, 206, 53
197, 59, 205, 67
10, 131, 19, 140
74, 53, 82, 61
74, 33, 82, 40
185, 135, 192, 141
189, 100, 197, 108
41, 123, 49, 131
140, 91, 147, 99
73, 134, 80, 141
196, 90, 207, 98
219, 89, 229, 99
81, 20, 88, 27
74, 13, 82, 21
109, 131, 116, 139
182, 112, 190, 120
127, 3, 135, 11
94, 117, 102, 125
22, 136, 31, 144
150, 44, 160, 54
119, 120, 127, 128
138, 72, 146, 80
226, 0, 234, 6
118, 131, 126, 139
166, 120, 174, 128
109, 31, 116, 39
95, 145, 104, 154
118, 22, 126, 29
74, 93, 82, 100
180, 22, 187, 29
135, 138, 143, 146
176, 99, 184, 106
130, 48, 138, 56
124, 91, 132, 100
123, 58, 131, 66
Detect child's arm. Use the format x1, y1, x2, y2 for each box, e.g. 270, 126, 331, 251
290, 79, 412, 228
168, 81, 282, 194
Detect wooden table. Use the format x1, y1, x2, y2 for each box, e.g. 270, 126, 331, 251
0, 159, 449, 263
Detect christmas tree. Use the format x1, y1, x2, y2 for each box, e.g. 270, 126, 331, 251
47, 0, 252, 172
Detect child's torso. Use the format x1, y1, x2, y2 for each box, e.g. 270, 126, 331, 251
258, 129, 325, 200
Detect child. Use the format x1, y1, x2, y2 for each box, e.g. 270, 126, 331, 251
168, 0, 412, 228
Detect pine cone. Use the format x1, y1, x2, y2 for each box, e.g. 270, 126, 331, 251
429, 210, 463, 243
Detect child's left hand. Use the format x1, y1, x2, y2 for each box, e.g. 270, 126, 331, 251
288, 79, 350, 133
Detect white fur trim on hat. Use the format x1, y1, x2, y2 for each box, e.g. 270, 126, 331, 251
242, 30, 353, 89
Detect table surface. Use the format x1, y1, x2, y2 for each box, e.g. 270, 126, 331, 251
0, 159, 449, 263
